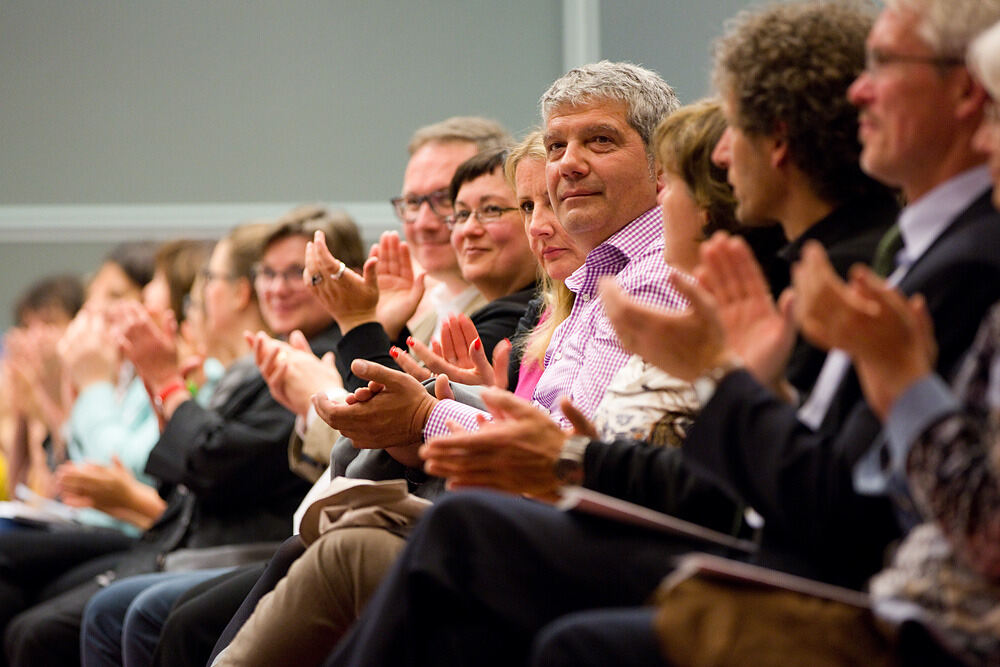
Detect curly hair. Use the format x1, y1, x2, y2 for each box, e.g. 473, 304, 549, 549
712, 0, 881, 205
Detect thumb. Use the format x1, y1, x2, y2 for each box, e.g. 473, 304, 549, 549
560, 396, 597, 439
491, 339, 511, 389
321, 351, 336, 366
434, 373, 454, 400
362, 256, 379, 291
350, 359, 407, 388
411, 272, 427, 299
289, 329, 310, 352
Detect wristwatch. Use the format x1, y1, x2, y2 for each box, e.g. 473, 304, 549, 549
554, 433, 591, 486
692, 357, 744, 405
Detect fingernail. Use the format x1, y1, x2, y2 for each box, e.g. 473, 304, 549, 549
406, 337, 414, 347
474, 338, 482, 351
389, 347, 399, 359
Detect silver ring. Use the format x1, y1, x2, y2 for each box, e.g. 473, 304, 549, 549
330, 261, 346, 280
310, 273, 323, 286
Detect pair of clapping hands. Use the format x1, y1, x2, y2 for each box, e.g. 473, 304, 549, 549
601, 232, 935, 421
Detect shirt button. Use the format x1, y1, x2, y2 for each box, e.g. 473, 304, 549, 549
581, 294, 591, 302
554, 352, 562, 360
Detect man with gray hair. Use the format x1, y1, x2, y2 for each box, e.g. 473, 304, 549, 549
319, 1, 1000, 664
316, 60, 684, 457
314, 61, 689, 666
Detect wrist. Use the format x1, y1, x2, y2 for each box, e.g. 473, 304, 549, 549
554, 433, 589, 486
335, 312, 378, 336
693, 355, 744, 405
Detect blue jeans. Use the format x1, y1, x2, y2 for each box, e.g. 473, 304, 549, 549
81, 568, 233, 667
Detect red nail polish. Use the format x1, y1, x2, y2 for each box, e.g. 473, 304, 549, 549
474, 338, 482, 351
407, 337, 415, 347
389, 347, 399, 359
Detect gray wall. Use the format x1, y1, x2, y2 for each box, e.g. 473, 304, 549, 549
0, 0, 751, 331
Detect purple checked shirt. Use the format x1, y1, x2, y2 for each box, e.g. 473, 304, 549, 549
423, 206, 688, 439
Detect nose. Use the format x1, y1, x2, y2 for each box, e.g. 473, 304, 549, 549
558, 141, 590, 180
528, 199, 557, 239
711, 128, 732, 168
847, 71, 872, 108
412, 200, 447, 233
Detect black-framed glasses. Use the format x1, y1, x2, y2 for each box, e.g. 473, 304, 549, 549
864, 49, 964, 76
252, 264, 306, 286
445, 205, 519, 229
390, 189, 453, 222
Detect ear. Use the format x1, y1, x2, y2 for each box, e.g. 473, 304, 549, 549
953, 69, 988, 124
654, 160, 667, 193
769, 121, 790, 169
234, 278, 253, 310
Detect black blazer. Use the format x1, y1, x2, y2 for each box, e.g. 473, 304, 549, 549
141, 324, 340, 550
579, 190, 1000, 589
678, 189, 1000, 587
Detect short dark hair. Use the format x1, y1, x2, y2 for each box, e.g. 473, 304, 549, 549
154, 239, 215, 322
14, 274, 84, 326
448, 148, 510, 204
106, 241, 159, 288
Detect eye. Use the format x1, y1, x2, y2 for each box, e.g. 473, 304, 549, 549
454, 210, 472, 223
481, 205, 504, 218
545, 141, 566, 158
519, 201, 535, 215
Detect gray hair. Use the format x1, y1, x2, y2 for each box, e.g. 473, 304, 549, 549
407, 116, 511, 155
888, 0, 1000, 58
969, 19, 1000, 100
539, 61, 680, 151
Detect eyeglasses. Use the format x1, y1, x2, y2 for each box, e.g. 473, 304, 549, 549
390, 189, 453, 222
252, 264, 305, 286
200, 268, 238, 283
864, 49, 964, 76
445, 205, 518, 229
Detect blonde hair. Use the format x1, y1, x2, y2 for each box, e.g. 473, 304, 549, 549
504, 130, 575, 368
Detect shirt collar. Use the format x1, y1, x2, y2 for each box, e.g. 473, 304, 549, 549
897, 165, 991, 267
565, 206, 663, 296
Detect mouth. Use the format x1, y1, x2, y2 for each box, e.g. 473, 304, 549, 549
560, 189, 597, 202
541, 246, 567, 261
462, 246, 492, 257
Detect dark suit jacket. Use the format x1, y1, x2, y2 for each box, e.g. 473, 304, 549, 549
678, 189, 1000, 588
580, 190, 1000, 589
140, 325, 339, 551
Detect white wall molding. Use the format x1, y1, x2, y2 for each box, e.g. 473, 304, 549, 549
0, 202, 398, 243
562, 0, 601, 71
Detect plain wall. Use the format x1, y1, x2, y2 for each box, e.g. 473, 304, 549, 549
0, 0, 753, 330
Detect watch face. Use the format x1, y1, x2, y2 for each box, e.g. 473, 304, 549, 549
554, 457, 584, 485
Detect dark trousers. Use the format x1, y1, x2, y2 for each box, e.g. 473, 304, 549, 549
0, 527, 134, 667
322, 490, 718, 667
151, 536, 304, 666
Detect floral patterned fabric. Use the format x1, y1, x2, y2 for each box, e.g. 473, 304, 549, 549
871, 303, 1000, 664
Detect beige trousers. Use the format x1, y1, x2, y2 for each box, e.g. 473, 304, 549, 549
213, 526, 407, 666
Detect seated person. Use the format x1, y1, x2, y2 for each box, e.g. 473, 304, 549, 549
1, 211, 363, 666
2, 274, 84, 500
